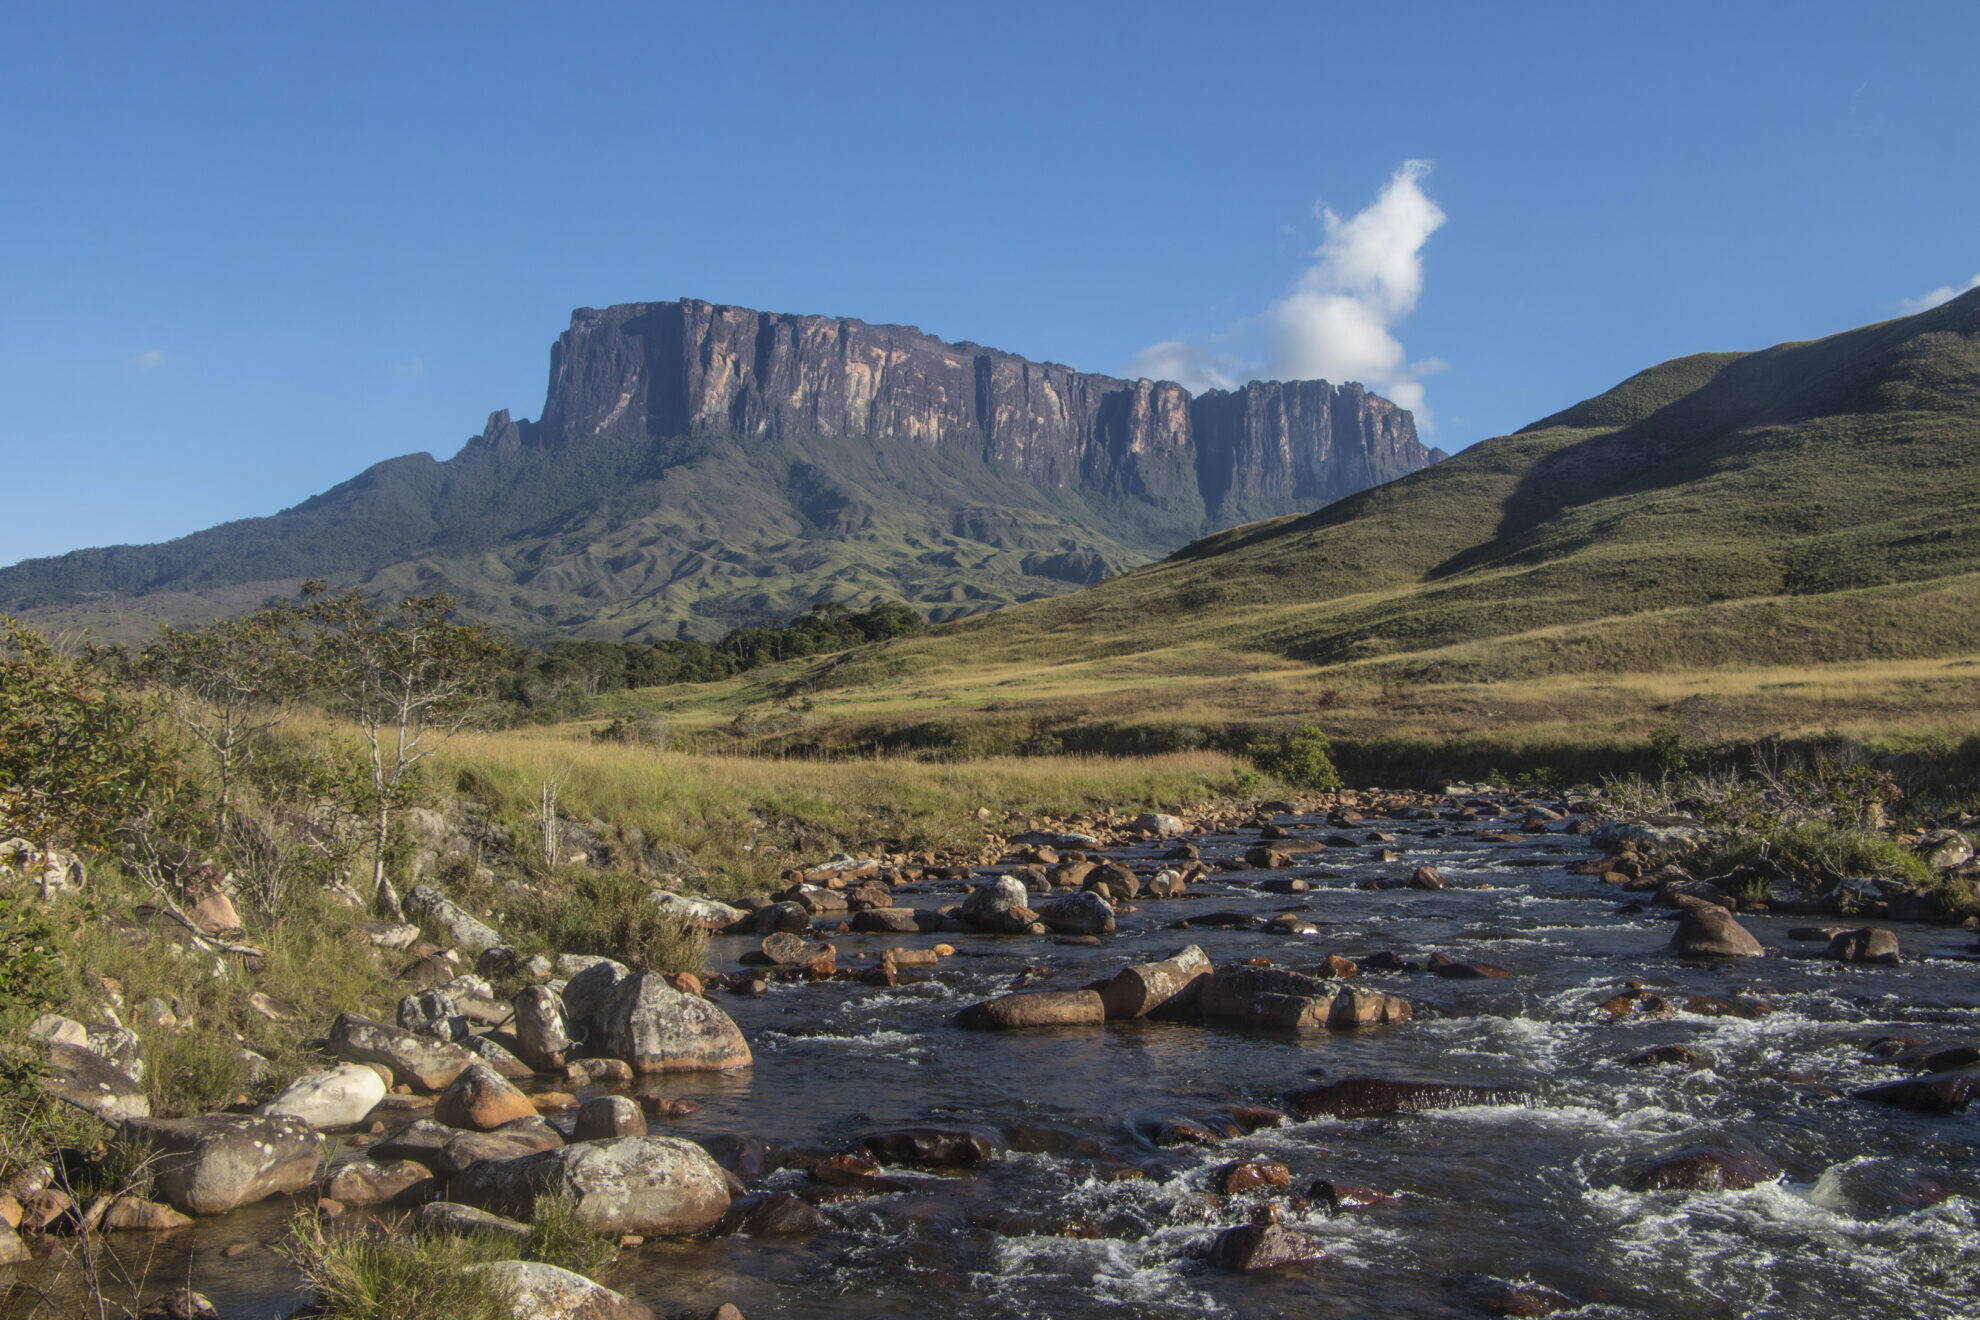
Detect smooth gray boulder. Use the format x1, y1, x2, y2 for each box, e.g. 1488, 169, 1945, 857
121, 1115, 323, 1215
256, 1063, 386, 1129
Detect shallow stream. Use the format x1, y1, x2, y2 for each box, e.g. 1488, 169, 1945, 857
13, 801, 1980, 1318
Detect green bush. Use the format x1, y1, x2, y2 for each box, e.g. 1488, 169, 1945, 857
1246, 724, 1343, 793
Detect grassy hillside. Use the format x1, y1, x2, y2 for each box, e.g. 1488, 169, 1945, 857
580, 289, 1980, 772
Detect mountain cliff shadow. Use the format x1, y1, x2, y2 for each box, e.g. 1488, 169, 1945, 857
1422, 292, 1980, 583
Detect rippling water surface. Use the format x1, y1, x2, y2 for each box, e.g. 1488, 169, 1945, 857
15, 804, 1980, 1318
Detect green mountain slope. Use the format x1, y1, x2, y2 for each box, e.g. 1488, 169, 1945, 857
818, 287, 1980, 683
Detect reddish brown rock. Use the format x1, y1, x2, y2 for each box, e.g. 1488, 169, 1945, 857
954, 990, 1105, 1030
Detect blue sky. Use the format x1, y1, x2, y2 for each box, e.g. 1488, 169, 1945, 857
2, 2, 1975, 567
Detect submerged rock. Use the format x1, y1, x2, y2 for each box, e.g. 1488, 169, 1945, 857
857, 1127, 1000, 1166
1856, 1067, 1980, 1113
954, 990, 1105, 1030
1283, 1077, 1525, 1120
1627, 1138, 1780, 1192
1207, 1218, 1326, 1271
1826, 928, 1901, 965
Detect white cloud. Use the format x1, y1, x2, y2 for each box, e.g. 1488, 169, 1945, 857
1122, 339, 1244, 393
1901, 274, 1980, 315
131, 349, 166, 369
1125, 161, 1447, 427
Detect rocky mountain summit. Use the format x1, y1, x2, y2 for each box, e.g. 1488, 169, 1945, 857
493, 299, 1437, 525
0, 298, 1439, 641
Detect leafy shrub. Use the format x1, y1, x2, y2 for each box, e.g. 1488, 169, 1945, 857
1246, 724, 1343, 793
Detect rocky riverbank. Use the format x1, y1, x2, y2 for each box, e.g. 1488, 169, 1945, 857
10, 787, 1980, 1318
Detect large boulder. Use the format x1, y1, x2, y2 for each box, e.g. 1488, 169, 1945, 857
593, 972, 752, 1073
954, 990, 1105, 1030
434, 1062, 538, 1132
44, 1043, 150, 1121
450, 1135, 730, 1237
1100, 945, 1212, 1020
1669, 906, 1764, 958
327, 1013, 475, 1091
1196, 966, 1410, 1030
464, 1260, 656, 1320
1039, 891, 1115, 936
1132, 813, 1187, 837
461, 1033, 537, 1081
121, 1115, 323, 1215
256, 1063, 387, 1129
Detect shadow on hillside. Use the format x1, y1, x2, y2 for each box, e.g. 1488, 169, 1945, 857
1421, 293, 1978, 582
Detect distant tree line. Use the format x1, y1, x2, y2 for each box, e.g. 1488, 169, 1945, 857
496, 600, 920, 715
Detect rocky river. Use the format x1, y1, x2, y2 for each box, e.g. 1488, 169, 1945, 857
11, 794, 1980, 1319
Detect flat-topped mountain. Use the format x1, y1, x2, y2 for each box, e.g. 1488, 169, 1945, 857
0, 299, 1440, 640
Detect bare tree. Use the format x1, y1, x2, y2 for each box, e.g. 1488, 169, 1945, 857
134, 599, 313, 833
307, 589, 505, 918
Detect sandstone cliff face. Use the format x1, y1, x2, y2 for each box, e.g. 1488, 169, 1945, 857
493, 299, 1434, 525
